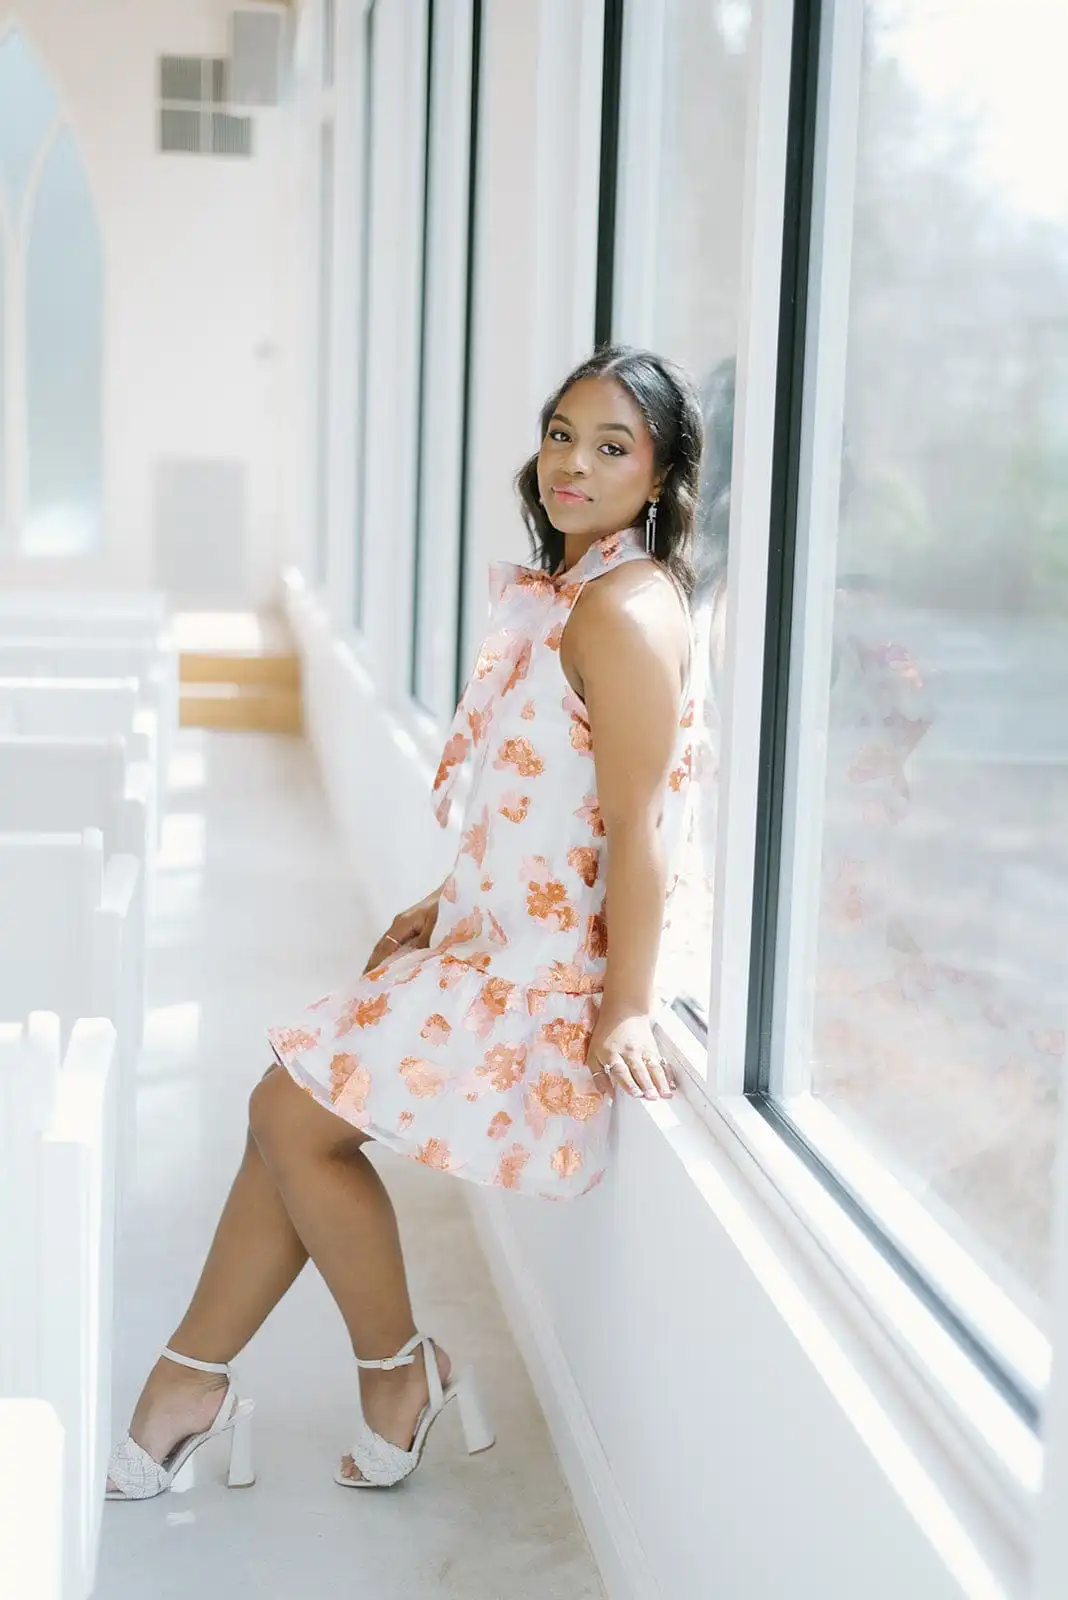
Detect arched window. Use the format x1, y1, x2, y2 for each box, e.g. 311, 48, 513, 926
0, 25, 103, 555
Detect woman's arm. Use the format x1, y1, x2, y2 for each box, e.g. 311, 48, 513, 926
566, 567, 688, 1099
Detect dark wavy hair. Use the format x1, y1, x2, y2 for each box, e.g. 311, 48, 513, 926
514, 345, 704, 602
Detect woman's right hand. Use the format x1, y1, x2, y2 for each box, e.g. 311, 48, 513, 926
362, 883, 444, 973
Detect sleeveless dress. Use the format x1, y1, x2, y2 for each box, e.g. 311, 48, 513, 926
266, 525, 701, 1200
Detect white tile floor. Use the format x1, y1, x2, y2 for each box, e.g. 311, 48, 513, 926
95, 729, 605, 1600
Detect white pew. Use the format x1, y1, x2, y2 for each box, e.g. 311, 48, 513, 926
0, 678, 161, 852
0, 638, 177, 811
0, 735, 152, 975
0, 587, 168, 635
0, 1011, 119, 1600
0, 829, 140, 1199
0, 1399, 64, 1600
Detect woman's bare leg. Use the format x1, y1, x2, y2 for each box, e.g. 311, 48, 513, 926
108, 1081, 309, 1486
247, 1067, 452, 1481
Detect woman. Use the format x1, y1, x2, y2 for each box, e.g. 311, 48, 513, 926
106, 345, 704, 1501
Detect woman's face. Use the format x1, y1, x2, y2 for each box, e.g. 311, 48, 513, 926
536, 375, 663, 539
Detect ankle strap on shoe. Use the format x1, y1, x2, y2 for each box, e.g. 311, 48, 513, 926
161, 1345, 231, 1376
355, 1331, 426, 1372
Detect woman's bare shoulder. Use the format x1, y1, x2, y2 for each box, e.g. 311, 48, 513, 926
566, 560, 690, 682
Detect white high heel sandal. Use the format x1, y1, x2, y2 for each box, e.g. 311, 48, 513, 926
105, 1347, 256, 1501
336, 1331, 495, 1489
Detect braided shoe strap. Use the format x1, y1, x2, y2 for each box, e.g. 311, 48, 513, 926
341, 1419, 418, 1487
106, 1434, 173, 1500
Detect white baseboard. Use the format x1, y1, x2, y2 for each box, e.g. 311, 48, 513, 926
466, 1189, 662, 1600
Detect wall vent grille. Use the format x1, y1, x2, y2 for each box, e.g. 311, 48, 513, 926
158, 56, 252, 157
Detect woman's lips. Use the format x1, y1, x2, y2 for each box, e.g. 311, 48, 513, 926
552, 486, 588, 503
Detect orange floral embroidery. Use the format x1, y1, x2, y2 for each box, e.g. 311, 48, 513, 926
433, 731, 469, 792
575, 794, 605, 836
440, 875, 458, 903
307, 994, 333, 1010
436, 910, 484, 951
328, 1051, 369, 1107
397, 1110, 415, 1131
668, 745, 694, 792
488, 910, 509, 947
544, 622, 565, 652
502, 639, 532, 696
437, 954, 474, 989
466, 706, 492, 747
494, 1143, 532, 1189
526, 962, 599, 1014
476, 1044, 527, 1092
487, 1110, 513, 1140
515, 570, 556, 596
461, 809, 489, 867
520, 699, 536, 721
270, 1026, 321, 1056
583, 913, 608, 959
526, 877, 578, 932
494, 737, 544, 778
420, 1013, 452, 1045
551, 1143, 583, 1179
473, 636, 507, 679
567, 846, 599, 887
680, 699, 695, 729
334, 992, 390, 1039
538, 1018, 592, 1062
570, 718, 593, 755
524, 1071, 603, 1138
480, 876, 494, 892
400, 1057, 448, 1097
413, 1137, 453, 1171
580, 1167, 606, 1196
499, 792, 530, 824
465, 977, 516, 1040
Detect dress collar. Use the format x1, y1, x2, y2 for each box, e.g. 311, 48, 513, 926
491, 525, 644, 601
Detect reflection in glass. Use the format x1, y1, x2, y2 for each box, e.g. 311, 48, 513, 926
616, 1, 751, 1018
781, 0, 1068, 1324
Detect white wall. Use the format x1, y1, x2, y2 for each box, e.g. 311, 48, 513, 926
0, 0, 299, 604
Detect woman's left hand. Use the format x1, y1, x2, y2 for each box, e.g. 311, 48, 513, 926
588, 1010, 676, 1101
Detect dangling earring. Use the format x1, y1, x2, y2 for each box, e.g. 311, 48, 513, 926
645, 497, 659, 555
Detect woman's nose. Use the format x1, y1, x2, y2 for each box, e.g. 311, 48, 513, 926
564, 442, 591, 474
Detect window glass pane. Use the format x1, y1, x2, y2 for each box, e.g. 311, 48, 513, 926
315, 120, 335, 584
616, 0, 752, 1022
411, 0, 478, 721
778, 0, 1068, 1329
25, 125, 103, 555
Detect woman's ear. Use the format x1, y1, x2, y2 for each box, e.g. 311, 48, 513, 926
651, 466, 670, 501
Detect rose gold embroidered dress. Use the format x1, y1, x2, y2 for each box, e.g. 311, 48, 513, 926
266, 527, 699, 1199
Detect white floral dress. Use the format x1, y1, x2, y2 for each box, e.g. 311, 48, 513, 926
267, 526, 700, 1200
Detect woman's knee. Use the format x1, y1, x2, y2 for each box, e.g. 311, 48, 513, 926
248, 1065, 289, 1157
248, 1061, 371, 1166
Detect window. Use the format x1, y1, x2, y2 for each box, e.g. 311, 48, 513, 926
353, 0, 376, 626
613, 0, 753, 1025
315, 120, 335, 584
409, 0, 483, 719
757, 0, 1068, 1411
0, 27, 103, 556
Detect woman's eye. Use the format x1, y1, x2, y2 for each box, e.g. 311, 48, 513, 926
548, 428, 570, 443
600, 442, 625, 457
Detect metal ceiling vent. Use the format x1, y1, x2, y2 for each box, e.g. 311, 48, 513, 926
158, 55, 253, 157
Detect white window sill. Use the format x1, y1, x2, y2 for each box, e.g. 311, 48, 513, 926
651, 1003, 1039, 1572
